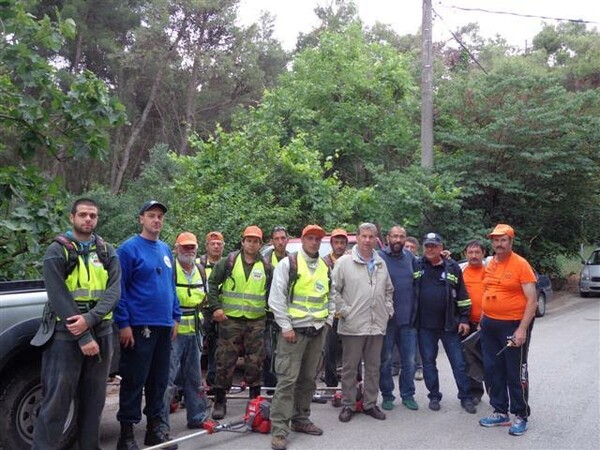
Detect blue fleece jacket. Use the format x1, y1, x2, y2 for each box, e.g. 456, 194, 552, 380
114, 235, 181, 328
378, 247, 417, 326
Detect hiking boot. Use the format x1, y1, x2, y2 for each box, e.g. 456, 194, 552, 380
461, 399, 477, 414
363, 405, 386, 420
472, 396, 481, 406
291, 421, 323, 436
212, 402, 226, 420
428, 398, 441, 411
144, 418, 178, 449
249, 385, 262, 399
414, 369, 424, 380
338, 406, 354, 423
479, 412, 511, 427
271, 435, 287, 450
116, 423, 139, 450
402, 397, 419, 411
381, 398, 394, 411
509, 416, 528, 436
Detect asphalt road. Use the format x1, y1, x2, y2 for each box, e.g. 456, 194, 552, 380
98, 291, 600, 450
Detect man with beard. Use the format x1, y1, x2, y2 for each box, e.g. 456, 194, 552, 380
378, 225, 419, 411
159, 232, 210, 436
32, 198, 121, 450
478, 224, 537, 436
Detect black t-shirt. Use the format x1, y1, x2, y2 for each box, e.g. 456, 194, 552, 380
418, 261, 448, 329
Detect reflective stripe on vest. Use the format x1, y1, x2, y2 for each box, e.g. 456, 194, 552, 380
289, 254, 329, 320
175, 261, 205, 334
221, 255, 266, 319
64, 246, 111, 320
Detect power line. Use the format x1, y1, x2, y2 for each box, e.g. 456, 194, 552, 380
439, 2, 599, 25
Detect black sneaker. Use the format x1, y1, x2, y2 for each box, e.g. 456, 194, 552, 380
461, 399, 477, 414
338, 406, 354, 423
429, 398, 441, 411
363, 405, 386, 420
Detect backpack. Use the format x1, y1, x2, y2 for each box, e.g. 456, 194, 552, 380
55, 234, 110, 276
174, 260, 208, 293
286, 252, 332, 302
223, 250, 273, 293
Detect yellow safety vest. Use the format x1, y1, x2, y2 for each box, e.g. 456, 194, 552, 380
175, 261, 205, 334
221, 255, 267, 319
64, 244, 111, 320
289, 254, 329, 320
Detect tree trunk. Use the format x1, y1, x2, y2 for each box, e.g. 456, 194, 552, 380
178, 56, 201, 155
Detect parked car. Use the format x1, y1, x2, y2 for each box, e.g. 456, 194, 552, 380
579, 247, 600, 297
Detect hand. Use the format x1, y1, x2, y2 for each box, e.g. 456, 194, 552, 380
171, 322, 179, 341
65, 314, 89, 336
458, 323, 470, 336
212, 309, 227, 322
282, 329, 296, 343
79, 339, 99, 356
119, 326, 135, 348
512, 328, 527, 347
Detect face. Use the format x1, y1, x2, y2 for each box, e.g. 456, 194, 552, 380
242, 236, 261, 256
271, 230, 289, 254
70, 204, 98, 238
330, 236, 348, 257
357, 228, 377, 254
176, 244, 197, 266
206, 239, 224, 259
387, 227, 407, 254
139, 207, 164, 237
423, 243, 443, 263
302, 234, 322, 255
404, 241, 418, 255
466, 245, 484, 267
491, 235, 513, 258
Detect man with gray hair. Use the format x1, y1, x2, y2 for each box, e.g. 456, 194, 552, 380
332, 223, 394, 423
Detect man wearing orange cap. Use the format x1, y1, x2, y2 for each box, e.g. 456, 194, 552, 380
478, 224, 537, 436
268, 225, 334, 450
206, 225, 272, 419
198, 231, 225, 388
159, 232, 209, 435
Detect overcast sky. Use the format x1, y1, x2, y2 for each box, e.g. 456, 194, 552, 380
238, 0, 600, 50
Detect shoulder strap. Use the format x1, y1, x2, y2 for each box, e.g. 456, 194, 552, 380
195, 262, 208, 292
224, 250, 240, 281
55, 234, 78, 276
94, 234, 110, 270
286, 252, 298, 301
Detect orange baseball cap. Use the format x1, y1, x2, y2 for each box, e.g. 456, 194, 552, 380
488, 224, 515, 238
243, 225, 263, 240
206, 231, 224, 242
302, 224, 326, 238
330, 228, 348, 239
176, 232, 198, 246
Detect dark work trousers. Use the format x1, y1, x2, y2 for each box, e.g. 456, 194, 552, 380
32, 331, 114, 450
323, 318, 343, 386
480, 316, 533, 419
117, 326, 172, 424
263, 318, 279, 388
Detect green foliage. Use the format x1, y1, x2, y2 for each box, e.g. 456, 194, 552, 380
0, 166, 70, 280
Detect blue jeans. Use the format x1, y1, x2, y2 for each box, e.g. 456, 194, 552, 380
418, 328, 471, 401
379, 321, 417, 400
32, 332, 114, 450
159, 334, 209, 431
480, 316, 532, 418
117, 326, 172, 424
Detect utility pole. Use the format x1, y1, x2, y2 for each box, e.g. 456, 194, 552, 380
421, 0, 434, 169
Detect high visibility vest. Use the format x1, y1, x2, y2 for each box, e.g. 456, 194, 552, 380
64, 242, 111, 320
289, 254, 329, 320
175, 261, 205, 334
221, 255, 267, 319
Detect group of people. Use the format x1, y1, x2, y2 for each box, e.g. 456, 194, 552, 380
30, 198, 537, 450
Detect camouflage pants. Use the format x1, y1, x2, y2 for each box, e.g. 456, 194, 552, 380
214, 318, 265, 390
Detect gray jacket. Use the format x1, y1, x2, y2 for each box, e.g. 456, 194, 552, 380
332, 246, 394, 336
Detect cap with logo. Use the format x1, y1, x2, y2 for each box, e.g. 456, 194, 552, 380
243, 225, 263, 240
330, 228, 348, 240
206, 231, 224, 242
139, 200, 167, 215
302, 224, 326, 238
423, 232, 443, 245
488, 224, 515, 238
176, 232, 198, 246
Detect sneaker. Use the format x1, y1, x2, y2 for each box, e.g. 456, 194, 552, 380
290, 421, 323, 436
338, 406, 354, 423
271, 435, 287, 450
212, 402, 226, 420
414, 369, 424, 380
428, 398, 441, 411
479, 412, 511, 427
381, 398, 395, 411
509, 416, 528, 436
402, 397, 419, 411
461, 399, 477, 414
363, 405, 386, 420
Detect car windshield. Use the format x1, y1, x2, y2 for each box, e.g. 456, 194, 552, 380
588, 250, 600, 265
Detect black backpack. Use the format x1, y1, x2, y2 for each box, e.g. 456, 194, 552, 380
54, 234, 110, 276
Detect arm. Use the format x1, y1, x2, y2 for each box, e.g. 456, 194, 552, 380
42, 244, 81, 329
513, 282, 537, 346
332, 261, 346, 317
454, 264, 472, 336
207, 257, 228, 321
268, 258, 296, 342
